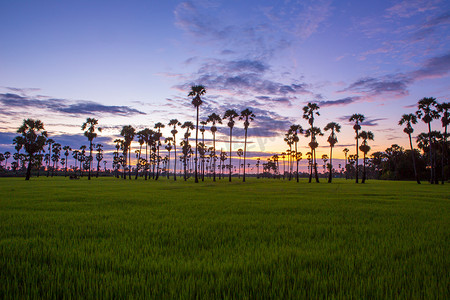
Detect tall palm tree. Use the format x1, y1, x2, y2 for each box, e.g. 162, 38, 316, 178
95, 144, 103, 178
81, 118, 102, 180
206, 113, 222, 181
349, 113, 365, 183
188, 85, 206, 183
223, 109, 239, 182
168, 119, 181, 181
135, 130, 147, 179
154, 122, 165, 180
165, 137, 174, 179
343, 148, 349, 179
45, 138, 55, 177
62, 146, 71, 177
304, 127, 323, 183
303, 103, 320, 183
4, 151, 11, 170
239, 108, 255, 182
284, 135, 294, 180
437, 102, 449, 184
358, 130, 374, 183
199, 120, 207, 181
120, 125, 135, 180
416, 97, 440, 184
237, 148, 243, 178
399, 114, 421, 184
324, 122, 341, 183
288, 125, 303, 182
16, 119, 48, 180
181, 121, 194, 181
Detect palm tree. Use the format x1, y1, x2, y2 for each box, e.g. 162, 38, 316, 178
304, 127, 323, 183
206, 114, 222, 182
343, 148, 349, 179
416, 97, 440, 184
349, 113, 365, 183
165, 137, 174, 179
399, 114, 421, 184
200, 120, 207, 181
188, 85, 206, 183
324, 122, 341, 183
95, 144, 103, 178
358, 130, 374, 183
168, 119, 181, 181
154, 122, 165, 180
181, 121, 194, 181
62, 146, 71, 177
135, 130, 147, 179
303, 103, 320, 183
223, 109, 239, 182
120, 125, 135, 179
239, 108, 255, 182
237, 148, 243, 178
288, 125, 303, 182
284, 135, 294, 180
16, 119, 48, 180
4, 151, 11, 170
45, 138, 55, 177
437, 102, 449, 184
81, 118, 102, 180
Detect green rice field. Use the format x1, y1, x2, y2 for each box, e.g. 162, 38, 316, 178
0, 177, 449, 298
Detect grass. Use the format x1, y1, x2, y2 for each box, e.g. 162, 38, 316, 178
0, 177, 449, 298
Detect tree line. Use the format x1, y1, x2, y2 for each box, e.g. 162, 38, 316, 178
1, 87, 448, 184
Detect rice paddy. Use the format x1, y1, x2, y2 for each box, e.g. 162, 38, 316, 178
0, 177, 449, 298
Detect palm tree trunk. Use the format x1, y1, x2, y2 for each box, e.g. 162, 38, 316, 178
408, 133, 420, 184
88, 141, 92, 180
314, 148, 319, 183
195, 107, 199, 183
213, 132, 216, 182
145, 142, 148, 180
355, 131, 359, 183
362, 152, 366, 183
295, 142, 299, 183
243, 127, 248, 182
427, 122, 434, 183
25, 154, 33, 180
441, 124, 447, 184
328, 146, 333, 183
167, 151, 171, 179
156, 141, 160, 181
173, 136, 177, 181
229, 127, 232, 182
135, 145, 142, 180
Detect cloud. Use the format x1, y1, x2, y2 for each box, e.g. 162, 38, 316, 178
342, 75, 411, 96
316, 97, 359, 107
338, 116, 387, 127
410, 52, 450, 80
0, 93, 146, 117
385, 0, 441, 18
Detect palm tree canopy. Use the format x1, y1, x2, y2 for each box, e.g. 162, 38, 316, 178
223, 109, 239, 128
239, 108, 255, 129
358, 130, 374, 143
188, 85, 206, 107
181, 121, 195, 130
302, 103, 320, 125
207, 113, 222, 125
16, 119, 48, 156
416, 97, 440, 123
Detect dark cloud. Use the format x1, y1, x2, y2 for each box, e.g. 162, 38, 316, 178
411, 52, 450, 80
343, 51, 450, 98
343, 75, 411, 96
0, 93, 146, 117
338, 116, 387, 127
316, 96, 359, 107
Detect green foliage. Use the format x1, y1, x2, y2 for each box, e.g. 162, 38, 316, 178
0, 178, 448, 298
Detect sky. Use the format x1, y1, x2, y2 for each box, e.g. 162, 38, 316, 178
0, 0, 449, 171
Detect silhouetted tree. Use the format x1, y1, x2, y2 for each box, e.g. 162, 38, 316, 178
16, 119, 48, 180
399, 114, 421, 184
416, 97, 440, 184
223, 109, 239, 182
358, 130, 374, 183
303, 103, 320, 183
349, 113, 365, 183
188, 85, 206, 183
324, 122, 341, 183
239, 108, 255, 182
82, 118, 101, 180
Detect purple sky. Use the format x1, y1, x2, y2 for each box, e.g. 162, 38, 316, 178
0, 0, 449, 170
